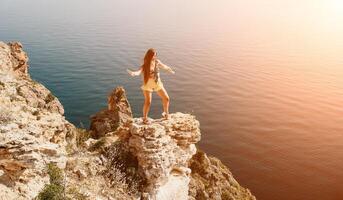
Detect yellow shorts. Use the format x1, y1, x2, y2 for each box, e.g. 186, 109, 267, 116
141, 78, 164, 92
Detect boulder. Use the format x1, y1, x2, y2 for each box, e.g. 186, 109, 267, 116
89, 87, 132, 138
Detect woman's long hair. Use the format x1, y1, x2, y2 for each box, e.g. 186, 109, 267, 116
142, 48, 156, 84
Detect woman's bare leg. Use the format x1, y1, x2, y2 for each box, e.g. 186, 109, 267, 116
156, 87, 170, 118
143, 90, 152, 121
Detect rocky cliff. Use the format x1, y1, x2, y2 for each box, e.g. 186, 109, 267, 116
0, 41, 256, 200
0, 41, 75, 199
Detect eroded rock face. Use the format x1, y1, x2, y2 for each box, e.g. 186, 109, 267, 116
8, 42, 29, 76
189, 150, 256, 200
89, 87, 133, 139
0, 41, 29, 77
0, 42, 133, 200
0, 42, 75, 199
129, 113, 200, 200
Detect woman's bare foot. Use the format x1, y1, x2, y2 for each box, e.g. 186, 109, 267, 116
162, 112, 170, 120
142, 117, 151, 124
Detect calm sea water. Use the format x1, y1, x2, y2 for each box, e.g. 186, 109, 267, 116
1, 0, 343, 199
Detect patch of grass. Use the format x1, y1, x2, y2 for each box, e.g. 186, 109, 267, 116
36, 163, 87, 200
37, 184, 65, 200
47, 163, 64, 186
36, 163, 65, 200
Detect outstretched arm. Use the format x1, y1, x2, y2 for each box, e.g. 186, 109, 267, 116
157, 59, 175, 74
127, 66, 142, 77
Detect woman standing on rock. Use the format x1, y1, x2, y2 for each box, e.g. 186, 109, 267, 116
127, 48, 175, 124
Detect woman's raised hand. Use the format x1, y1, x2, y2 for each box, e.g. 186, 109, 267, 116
127, 68, 142, 77
127, 69, 135, 77
157, 59, 175, 74
168, 68, 176, 74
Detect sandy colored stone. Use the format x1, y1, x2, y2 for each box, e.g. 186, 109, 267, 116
0, 42, 73, 199
189, 150, 256, 200
128, 113, 201, 200
89, 87, 132, 138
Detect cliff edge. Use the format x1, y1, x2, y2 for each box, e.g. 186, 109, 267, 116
0, 41, 255, 200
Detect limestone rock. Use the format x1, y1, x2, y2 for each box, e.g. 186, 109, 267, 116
8, 42, 29, 76
89, 87, 132, 138
84, 138, 97, 149
189, 150, 256, 200
0, 42, 73, 199
0, 41, 29, 77
129, 113, 200, 200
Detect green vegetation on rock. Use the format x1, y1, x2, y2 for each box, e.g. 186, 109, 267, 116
36, 163, 65, 200
36, 163, 87, 200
